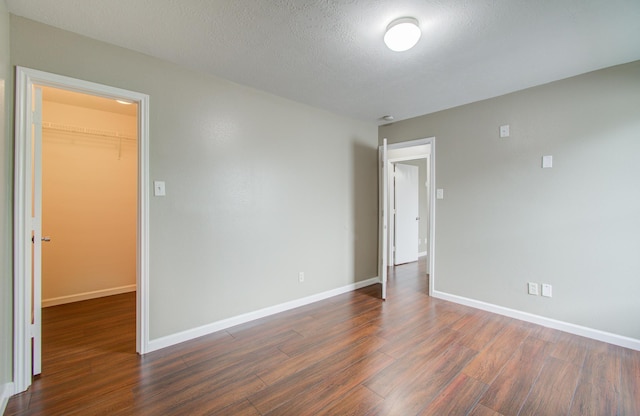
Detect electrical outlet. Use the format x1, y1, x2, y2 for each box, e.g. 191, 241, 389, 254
528, 282, 539, 296
298, 272, 304, 283
542, 283, 552, 297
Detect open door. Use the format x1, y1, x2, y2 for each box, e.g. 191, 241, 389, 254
394, 163, 419, 265
379, 139, 388, 299
31, 86, 43, 376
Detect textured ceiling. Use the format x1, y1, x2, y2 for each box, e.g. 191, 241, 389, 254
7, 0, 640, 124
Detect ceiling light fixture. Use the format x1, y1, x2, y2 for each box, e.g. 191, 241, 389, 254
384, 17, 421, 52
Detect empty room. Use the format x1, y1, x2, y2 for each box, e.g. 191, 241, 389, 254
1, 1, 639, 415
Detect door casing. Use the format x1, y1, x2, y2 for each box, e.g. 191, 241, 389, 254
13, 66, 151, 394
380, 138, 436, 296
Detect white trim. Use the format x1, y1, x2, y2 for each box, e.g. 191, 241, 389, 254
418, 251, 427, 257
13, 67, 151, 394
13, 66, 31, 393
383, 137, 436, 297
147, 277, 380, 353
387, 137, 431, 150
1, 382, 14, 415
427, 138, 436, 297
388, 154, 429, 162
432, 290, 640, 351
42, 285, 137, 308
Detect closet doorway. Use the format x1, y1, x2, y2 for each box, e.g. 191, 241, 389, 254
14, 67, 150, 394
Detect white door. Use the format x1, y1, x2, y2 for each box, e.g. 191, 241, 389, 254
31, 86, 44, 375
378, 139, 388, 299
394, 163, 419, 265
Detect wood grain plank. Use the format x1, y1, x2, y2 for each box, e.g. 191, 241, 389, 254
369, 343, 478, 415
364, 328, 462, 397
551, 331, 590, 366
248, 335, 388, 414
479, 335, 553, 415
258, 334, 386, 385
262, 351, 394, 415
463, 322, 530, 384
209, 400, 261, 416
619, 347, 640, 416
315, 385, 384, 416
6, 261, 637, 416
518, 356, 581, 416
455, 313, 509, 351
418, 373, 488, 415
468, 403, 504, 416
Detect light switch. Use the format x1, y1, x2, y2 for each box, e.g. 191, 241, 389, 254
154, 181, 166, 196
436, 189, 444, 199
500, 124, 510, 138
542, 155, 553, 168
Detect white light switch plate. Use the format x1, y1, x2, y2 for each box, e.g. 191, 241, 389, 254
436, 189, 444, 199
542, 155, 553, 168
500, 124, 510, 138
154, 181, 166, 196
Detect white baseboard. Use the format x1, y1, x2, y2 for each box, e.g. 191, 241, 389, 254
432, 290, 640, 351
1, 382, 14, 415
147, 277, 380, 353
42, 284, 137, 308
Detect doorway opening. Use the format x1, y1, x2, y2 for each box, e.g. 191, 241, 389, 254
13, 67, 150, 394
378, 138, 435, 299
390, 159, 428, 266
39, 85, 138, 374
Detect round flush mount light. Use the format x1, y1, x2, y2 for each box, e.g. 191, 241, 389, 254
384, 17, 421, 52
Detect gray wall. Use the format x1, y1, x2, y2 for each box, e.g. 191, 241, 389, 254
380, 61, 640, 339
0, 0, 12, 390
10, 16, 379, 340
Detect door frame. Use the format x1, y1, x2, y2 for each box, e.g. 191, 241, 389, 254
13, 66, 150, 393
382, 137, 436, 296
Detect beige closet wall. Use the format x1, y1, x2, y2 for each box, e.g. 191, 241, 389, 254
41, 98, 137, 305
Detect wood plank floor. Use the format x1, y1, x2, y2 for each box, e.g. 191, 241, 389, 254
6, 258, 640, 415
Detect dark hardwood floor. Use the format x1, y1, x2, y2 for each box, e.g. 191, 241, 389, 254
6, 258, 640, 415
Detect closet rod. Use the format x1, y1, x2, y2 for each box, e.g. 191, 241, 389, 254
42, 121, 136, 141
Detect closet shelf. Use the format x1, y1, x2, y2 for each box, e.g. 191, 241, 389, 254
42, 121, 136, 141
